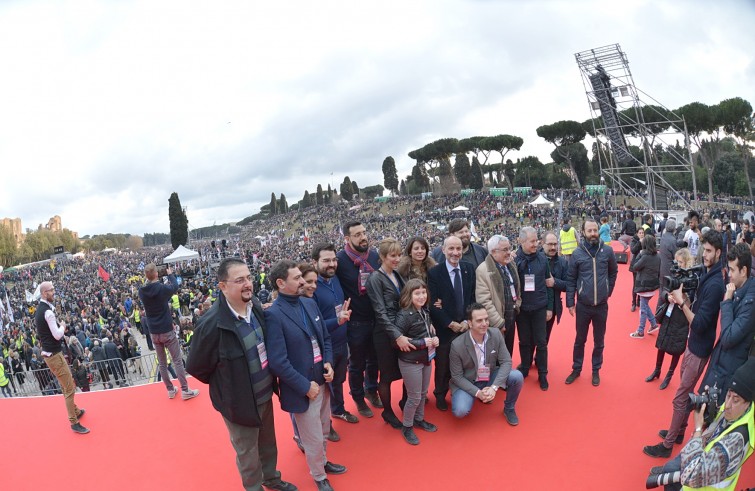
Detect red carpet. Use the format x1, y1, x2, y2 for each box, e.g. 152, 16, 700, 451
4, 257, 754, 491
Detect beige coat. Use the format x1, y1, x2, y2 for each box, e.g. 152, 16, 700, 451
475, 254, 520, 330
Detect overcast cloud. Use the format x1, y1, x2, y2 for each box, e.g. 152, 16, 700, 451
0, 0, 752, 236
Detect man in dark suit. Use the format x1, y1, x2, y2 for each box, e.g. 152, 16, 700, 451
428, 236, 476, 411
265, 260, 346, 491
449, 303, 523, 425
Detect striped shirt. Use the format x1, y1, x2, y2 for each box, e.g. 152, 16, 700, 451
227, 300, 274, 404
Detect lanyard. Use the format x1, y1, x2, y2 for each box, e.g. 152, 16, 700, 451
471, 333, 487, 365
300, 304, 314, 338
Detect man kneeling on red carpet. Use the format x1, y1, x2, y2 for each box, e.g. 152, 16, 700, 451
449, 303, 523, 426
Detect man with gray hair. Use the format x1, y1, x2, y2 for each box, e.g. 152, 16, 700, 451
475, 234, 520, 360
514, 227, 552, 390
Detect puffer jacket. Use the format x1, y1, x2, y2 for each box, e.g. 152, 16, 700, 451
566, 240, 619, 308
655, 290, 689, 356
631, 251, 661, 293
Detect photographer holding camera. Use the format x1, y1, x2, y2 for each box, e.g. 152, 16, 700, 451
644, 230, 725, 458
646, 357, 755, 490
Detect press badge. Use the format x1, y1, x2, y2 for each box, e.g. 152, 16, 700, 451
312, 338, 322, 363
524, 274, 535, 292
427, 343, 436, 361
666, 304, 674, 318
359, 272, 370, 289
510, 285, 518, 302
257, 341, 268, 369
335, 304, 343, 318
477, 365, 490, 382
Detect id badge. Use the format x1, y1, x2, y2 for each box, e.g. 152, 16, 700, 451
257, 341, 268, 369
524, 274, 535, 292
335, 303, 343, 318
510, 285, 518, 302
477, 365, 490, 382
359, 272, 370, 289
665, 304, 674, 318
312, 338, 322, 363
427, 343, 436, 361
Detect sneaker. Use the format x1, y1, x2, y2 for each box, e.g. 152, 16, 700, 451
643, 442, 672, 458
630, 331, 644, 339
402, 426, 419, 445
647, 325, 660, 335
181, 388, 199, 400
413, 419, 437, 432
71, 423, 90, 434
76, 409, 86, 419
355, 400, 373, 418
332, 411, 359, 424
565, 370, 580, 384
504, 408, 519, 426
365, 391, 383, 408
327, 425, 340, 442
168, 387, 178, 399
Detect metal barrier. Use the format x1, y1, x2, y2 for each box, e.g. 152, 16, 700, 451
1, 352, 187, 398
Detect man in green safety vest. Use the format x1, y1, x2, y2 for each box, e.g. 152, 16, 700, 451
646, 357, 755, 490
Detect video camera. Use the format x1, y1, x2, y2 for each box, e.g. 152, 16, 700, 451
664, 261, 704, 293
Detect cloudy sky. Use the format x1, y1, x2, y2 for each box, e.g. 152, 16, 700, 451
0, 0, 752, 237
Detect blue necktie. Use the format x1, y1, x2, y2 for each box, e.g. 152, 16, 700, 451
453, 267, 464, 321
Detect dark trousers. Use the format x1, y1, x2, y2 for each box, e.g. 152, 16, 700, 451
347, 320, 378, 402
503, 313, 516, 359
517, 308, 548, 375
572, 302, 608, 372
433, 341, 454, 400
545, 314, 556, 344
329, 344, 349, 415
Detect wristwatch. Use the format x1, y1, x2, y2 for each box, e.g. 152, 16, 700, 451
491, 385, 499, 392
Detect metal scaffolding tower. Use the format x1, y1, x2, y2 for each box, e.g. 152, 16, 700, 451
575, 44, 696, 210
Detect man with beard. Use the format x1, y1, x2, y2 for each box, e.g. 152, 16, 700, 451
644, 231, 726, 458
684, 211, 702, 262
311, 243, 357, 424
541, 231, 568, 359
431, 218, 487, 269
565, 219, 618, 387
335, 221, 382, 417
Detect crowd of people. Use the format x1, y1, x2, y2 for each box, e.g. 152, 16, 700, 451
2, 188, 754, 490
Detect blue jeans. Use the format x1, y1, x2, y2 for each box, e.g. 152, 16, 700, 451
637, 295, 657, 334
451, 369, 523, 418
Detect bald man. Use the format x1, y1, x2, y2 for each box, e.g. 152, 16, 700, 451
36, 281, 89, 434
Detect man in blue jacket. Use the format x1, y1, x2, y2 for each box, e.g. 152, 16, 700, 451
565, 219, 618, 387
139, 263, 199, 400
266, 260, 346, 491
644, 230, 726, 458
311, 243, 356, 424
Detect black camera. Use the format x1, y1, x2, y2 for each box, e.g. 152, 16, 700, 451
664, 261, 703, 292
689, 384, 722, 423
155, 264, 169, 277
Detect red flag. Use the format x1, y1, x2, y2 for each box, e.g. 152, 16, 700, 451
98, 265, 110, 282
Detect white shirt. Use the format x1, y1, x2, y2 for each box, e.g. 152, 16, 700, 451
445, 261, 462, 291
41, 299, 65, 357
684, 229, 700, 256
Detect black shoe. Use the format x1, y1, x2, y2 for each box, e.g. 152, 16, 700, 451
658, 429, 685, 444
504, 408, 519, 426
365, 391, 383, 408
76, 409, 86, 419
643, 442, 672, 458
539, 375, 549, 391
355, 400, 373, 418
332, 411, 359, 424
402, 426, 419, 445
71, 423, 90, 434
631, 304, 637, 312
327, 425, 340, 442
413, 419, 437, 432
592, 371, 600, 386
324, 461, 347, 475
645, 369, 661, 382
263, 480, 298, 491
659, 371, 674, 391
435, 398, 448, 412
382, 412, 402, 429
565, 370, 580, 384
293, 436, 304, 453
315, 479, 334, 491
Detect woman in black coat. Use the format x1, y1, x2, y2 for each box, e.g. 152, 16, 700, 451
72, 358, 90, 392
629, 228, 645, 312
645, 248, 693, 389
629, 235, 660, 338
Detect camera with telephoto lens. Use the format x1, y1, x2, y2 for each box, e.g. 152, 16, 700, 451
689, 384, 722, 424
664, 261, 703, 292
155, 264, 169, 277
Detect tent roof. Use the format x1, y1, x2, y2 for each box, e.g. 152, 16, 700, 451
529, 195, 553, 206
163, 245, 200, 264
452, 205, 469, 211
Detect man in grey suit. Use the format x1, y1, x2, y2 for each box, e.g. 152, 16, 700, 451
449, 303, 524, 425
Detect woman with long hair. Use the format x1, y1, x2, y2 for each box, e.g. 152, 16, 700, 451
397, 237, 437, 283
629, 227, 645, 312
630, 234, 661, 338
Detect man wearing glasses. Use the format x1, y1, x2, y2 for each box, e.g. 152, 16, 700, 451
36, 281, 89, 434
188, 258, 297, 491
139, 263, 199, 400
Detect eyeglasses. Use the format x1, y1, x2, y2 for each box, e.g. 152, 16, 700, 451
545, 243, 558, 247
492, 248, 511, 253
227, 276, 252, 285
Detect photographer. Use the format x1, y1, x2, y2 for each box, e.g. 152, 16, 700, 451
646, 358, 755, 490
644, 230, 725, 458
698, 242, 755, 404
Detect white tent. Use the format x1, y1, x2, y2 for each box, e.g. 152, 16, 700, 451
452, 205, 469, 211
163, 245, 200, 264
529, 195, 553, 206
